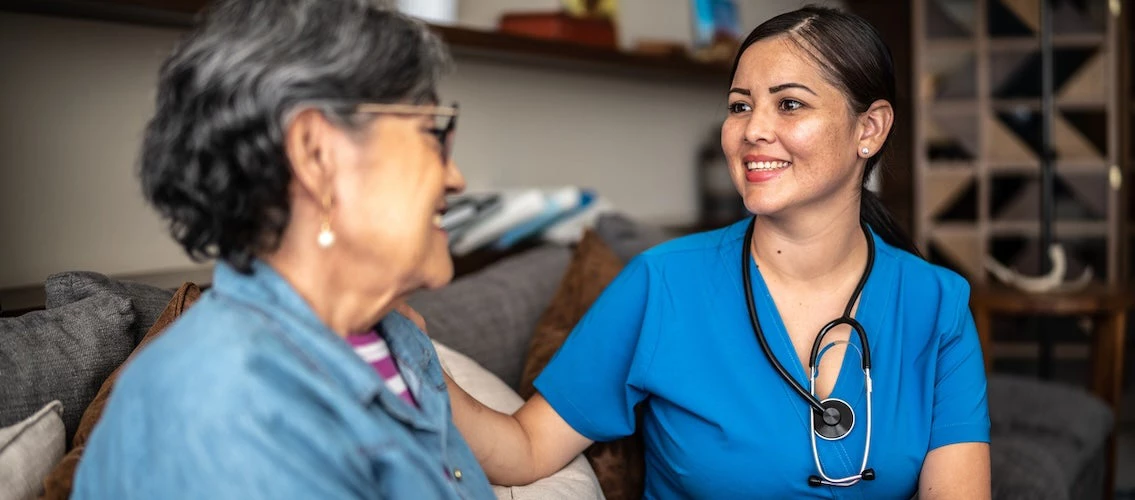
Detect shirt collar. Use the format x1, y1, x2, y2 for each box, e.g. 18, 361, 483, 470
210, 260, 448, 432
210, 260, 387, 405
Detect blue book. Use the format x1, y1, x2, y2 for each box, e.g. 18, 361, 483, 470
492, 187, 593, 250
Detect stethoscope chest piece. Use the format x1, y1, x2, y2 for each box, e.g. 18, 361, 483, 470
814, 398, 854, 440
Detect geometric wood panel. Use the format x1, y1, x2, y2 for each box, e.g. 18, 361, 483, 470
930, 231, 984, 277
992, 174, 1109, 221
926, 0, 974, 37
926, 169, 976, 217
1059, 174, 1109, 217
989, 0, 1036, 36
1058, 52, 1107, 102
986, 111, 1039, 163
1054, 112, 1104, 160
1001, 0, 1039, 33
928, 114, 980, 160
916, 0, 1120, 286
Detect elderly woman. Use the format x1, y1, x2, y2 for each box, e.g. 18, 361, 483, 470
72, 0, 493, 498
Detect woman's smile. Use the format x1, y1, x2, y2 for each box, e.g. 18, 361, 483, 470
743, 154, 792, 183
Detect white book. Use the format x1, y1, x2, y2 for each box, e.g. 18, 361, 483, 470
541, 197, 615, 246
450, 189, 547, 256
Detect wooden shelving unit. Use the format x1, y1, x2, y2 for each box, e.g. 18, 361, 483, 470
1124, 1, 1134, 281
913, 0, 1127, 286
1, 0, 730, 82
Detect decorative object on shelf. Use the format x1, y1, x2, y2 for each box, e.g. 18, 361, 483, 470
498, 0, 618, 49
396, 0, 457, 25
689, 0, 741, 64
562, 0, 618, 19
985, 243, 1093, 292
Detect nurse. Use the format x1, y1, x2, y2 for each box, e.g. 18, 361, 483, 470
445, 5, 991, 498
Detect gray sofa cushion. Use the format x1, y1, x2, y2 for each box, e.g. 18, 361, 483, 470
408, 245, 571, 389
988, 374, 1113, 470
987, 374, 1113, 500
990, 433, 1069, 500
593, 213, 678, 262
44, 271, 174, 345
0, 292, 135, 444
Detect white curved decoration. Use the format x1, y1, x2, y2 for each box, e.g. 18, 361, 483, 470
984, 243, 1093, 293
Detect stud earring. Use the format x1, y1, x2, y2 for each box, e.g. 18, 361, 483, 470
861, 147, 870, 156
317, 193, 335, 249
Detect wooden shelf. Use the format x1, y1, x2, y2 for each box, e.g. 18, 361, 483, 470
930, 222, 981, 236
989, 220, 1109, 237
925, 221, 1110, 239
930, 98, 1109, 113
987, 159, 1111, 174
991, 98, 1108, 111
926, 38, 977, 51
929, 100, 979, 115
988, 34, 1106, 50
927, 160, 977, 171
2, 0, 730, 82
432, 25, 729, 81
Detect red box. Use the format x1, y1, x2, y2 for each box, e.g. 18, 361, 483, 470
498, 12, 617, 49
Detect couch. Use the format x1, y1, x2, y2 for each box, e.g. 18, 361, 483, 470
0, 214, 1116, 499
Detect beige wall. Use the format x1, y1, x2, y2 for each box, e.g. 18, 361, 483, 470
0, 14, 190, 289
0, 1, 842, 288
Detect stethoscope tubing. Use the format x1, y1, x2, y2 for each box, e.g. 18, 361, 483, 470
740, 216, 874, 410
740, 216, 877, 487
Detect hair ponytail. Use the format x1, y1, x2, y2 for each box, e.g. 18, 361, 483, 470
860, 187, 921, 257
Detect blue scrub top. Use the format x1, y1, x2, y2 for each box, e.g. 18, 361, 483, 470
534, 218, 990, 499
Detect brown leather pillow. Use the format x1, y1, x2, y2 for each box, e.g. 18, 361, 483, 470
40, 282, 203, 500
518, 230, 646, 500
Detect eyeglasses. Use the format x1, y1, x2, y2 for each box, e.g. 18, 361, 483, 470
352, 102, 459, 164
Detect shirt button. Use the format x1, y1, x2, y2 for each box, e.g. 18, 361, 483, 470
453, 468, 463, 480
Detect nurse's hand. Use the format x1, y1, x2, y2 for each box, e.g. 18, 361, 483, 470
918, 442, 991, 499
444, 373, 594, 485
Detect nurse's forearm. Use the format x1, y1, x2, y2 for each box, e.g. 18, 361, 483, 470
918, 442, 991, 500
443, 371, 592, 485
444, 371, 535, 484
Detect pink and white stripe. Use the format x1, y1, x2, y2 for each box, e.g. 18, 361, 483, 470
347, 331, 419, 409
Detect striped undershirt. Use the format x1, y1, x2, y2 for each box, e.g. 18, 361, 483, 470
346, 330, 419, 409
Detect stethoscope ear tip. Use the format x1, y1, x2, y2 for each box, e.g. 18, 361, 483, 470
807, 476, 823, 487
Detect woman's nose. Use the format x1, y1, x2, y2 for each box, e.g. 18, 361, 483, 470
445, 161, 466, 194
744, 108, 774, 145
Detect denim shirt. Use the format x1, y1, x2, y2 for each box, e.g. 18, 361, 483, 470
73, 260, 495, 500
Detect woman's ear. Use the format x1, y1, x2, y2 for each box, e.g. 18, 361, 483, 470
857, 99, 894, 154
284, 107, 337, 202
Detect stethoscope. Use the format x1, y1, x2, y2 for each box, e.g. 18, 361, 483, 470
740, 216, 876, 488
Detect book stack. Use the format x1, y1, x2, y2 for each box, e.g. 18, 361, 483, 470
443, 186, 608, 256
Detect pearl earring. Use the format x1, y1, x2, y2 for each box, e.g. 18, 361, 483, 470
317, 193, 335, 249
861, 147, 870, 156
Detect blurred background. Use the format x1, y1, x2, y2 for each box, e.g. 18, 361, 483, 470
0, 0, 848, 290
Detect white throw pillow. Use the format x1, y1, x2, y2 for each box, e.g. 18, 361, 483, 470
432, 341, 604, 500
0, 400, 65, 500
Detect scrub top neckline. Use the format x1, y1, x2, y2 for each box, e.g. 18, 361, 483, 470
739, 225, 891, 411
